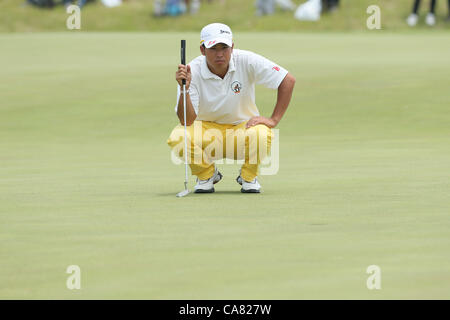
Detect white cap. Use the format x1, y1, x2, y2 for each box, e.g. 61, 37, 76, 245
200, 23, 233, 49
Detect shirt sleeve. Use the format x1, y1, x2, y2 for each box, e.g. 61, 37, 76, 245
174, 83, 199, 115
248, 52, 289, 89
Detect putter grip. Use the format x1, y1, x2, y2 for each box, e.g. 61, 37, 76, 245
181, 40, 186, 85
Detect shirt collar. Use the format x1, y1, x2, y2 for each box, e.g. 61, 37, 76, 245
201, 54, 236, 80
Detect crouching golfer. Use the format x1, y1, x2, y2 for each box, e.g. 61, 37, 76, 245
167, 23, 295, 193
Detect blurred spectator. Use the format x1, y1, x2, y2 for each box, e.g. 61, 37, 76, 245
101, 0, 122, 7
63, 0, 88, 9
185, 0, 201, 14
27, 0, 94, 8
154, 0, 201, 17
27, 0, 55, 7
276, 0, 296, 11
447, 0, 450, 22
154, 0, 164, 15
322, 0, 339, 13
294, 0, 321, 21
407, 0, 437, 26
154, 0, 185, 16
255, 0, 275, 16
419, 0, 450, 24
255, 0, 296, 16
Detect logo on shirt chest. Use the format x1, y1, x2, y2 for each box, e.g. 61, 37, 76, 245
231, 81, 242, 94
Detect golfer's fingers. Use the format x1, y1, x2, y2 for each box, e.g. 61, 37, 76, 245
246, 119, 256, 128
246, 117, 263, 128
175, 72, 182, 84
177, 65, 184, 74
176, 70, 187, 81
176, 65, 191, 86
178, 64, 188, 73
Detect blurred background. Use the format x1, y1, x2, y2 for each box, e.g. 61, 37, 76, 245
1, 0, 450, 32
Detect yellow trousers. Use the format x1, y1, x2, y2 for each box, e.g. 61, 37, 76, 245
167, 120, 273, 181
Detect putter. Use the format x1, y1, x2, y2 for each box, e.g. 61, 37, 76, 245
176, 39, 190, 198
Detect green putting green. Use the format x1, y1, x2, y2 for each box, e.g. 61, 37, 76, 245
0, 32, 449, 299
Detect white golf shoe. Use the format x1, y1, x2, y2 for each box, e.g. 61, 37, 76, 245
236, 174, 261, 193
407, 13, 418, 27
426, 13, 436, 26
194, 167, 223, 193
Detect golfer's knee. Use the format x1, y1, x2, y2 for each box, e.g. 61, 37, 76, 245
252, 124, 272, 143
251, 125, 272, 158
252, 123, 269, 133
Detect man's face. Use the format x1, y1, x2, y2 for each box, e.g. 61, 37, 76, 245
201, 43, 234, 70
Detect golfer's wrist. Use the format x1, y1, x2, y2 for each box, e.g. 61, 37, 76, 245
270, 115, 280, 125
179, 86, 190, 93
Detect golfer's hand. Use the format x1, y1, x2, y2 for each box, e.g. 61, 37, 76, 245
246, 116, 278, 129
176, 64, 191, 91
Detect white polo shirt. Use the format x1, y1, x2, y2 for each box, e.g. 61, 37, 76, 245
175, 49, 289, 125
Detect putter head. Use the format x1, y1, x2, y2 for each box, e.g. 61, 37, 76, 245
176, 189, 190, 197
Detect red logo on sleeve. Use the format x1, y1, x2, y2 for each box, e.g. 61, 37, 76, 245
272, 66, 280, 71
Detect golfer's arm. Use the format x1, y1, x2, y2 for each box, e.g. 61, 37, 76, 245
177, 91, 197, 126
271, 72, 296, 125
